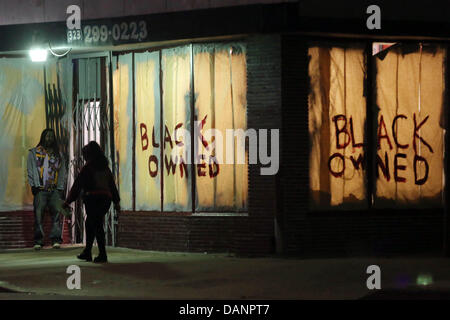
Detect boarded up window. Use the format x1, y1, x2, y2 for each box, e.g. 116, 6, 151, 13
0, 59, 50, 211
161, 46, 192, 212
193, 44, 248, 212
374, 45, 445, 207
308, 43, 446, 210
113, 53, 133, 211
135, 51, 161, 211
116, 43, 248, 213
308, 45, 367, 209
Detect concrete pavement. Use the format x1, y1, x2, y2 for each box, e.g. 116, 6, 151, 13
1, 245, 450, 299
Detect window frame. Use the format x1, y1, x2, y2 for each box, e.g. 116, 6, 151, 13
307, 39, 448, 212
121, 41, 250, 215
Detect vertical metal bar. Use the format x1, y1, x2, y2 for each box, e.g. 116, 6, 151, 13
94, 58, 97, 143
86, 58, 90, 145
160, 50, 164, 212
86, 62, 90, 142
365, 43, 375, 209
190, 43, 196, 213
78, 94, 81, 243
44, 65, 49, 129
78, 92, 83, 244
52, 84, 59, 141
108, 53, 117, 247
53, 84, 57, 132
75, 93, 79, 243
95, 58, 99, 143
229, 46, 236, 208
109, 53, 116, 178
81, 93, 84, 153
47, 83, 52, 129
444, 46, 450, 257
211, 45, 217, 208
79, 63, 82, 153
56, 71, 64, 154
93, 86, 97, 143
73, 59, 80, 243
90, 60, 97, 143
77, 94, 80, 160
52, 84, 57, 133
81, 59, 88, 245
73, 94, 80, 243
132, 52, 136, 212
91, 72, 94, 142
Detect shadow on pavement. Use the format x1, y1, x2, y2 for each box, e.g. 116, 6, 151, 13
97, 262, 183, 281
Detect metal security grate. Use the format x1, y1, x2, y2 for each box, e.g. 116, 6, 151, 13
45, 80, 69, 158
68, 56, 117, 247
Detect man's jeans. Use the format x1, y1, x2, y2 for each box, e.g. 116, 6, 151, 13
33, 190, 62, 245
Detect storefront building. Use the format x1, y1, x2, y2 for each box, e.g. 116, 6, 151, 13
0, 0, 449, 257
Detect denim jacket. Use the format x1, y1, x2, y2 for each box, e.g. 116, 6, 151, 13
27, 147, 67, 191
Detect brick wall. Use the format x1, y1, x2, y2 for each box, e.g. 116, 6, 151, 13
117, 34, 282, 255
0, 211, 71, 249
280, 35, 309, 254
118, 214, 274, 254
280, 34, 445, 257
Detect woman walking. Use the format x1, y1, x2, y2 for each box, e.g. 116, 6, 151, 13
64, 141, 120, 263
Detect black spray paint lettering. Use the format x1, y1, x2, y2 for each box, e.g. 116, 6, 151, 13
329, 113, 433, 185
140, 122, 219, 179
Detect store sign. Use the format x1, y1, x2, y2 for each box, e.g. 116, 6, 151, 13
66, 5, 149, 47
67, 21, 149, 46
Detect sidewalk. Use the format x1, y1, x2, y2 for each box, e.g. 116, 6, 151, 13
1, 245, 450, 299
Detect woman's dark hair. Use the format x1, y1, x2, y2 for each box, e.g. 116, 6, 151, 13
37, 129, 60, 155
82, 141, 109, 169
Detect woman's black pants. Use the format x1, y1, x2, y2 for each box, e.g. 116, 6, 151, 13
84, 195, 111, 256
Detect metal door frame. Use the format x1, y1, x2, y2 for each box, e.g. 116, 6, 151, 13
69, 51, 118, 247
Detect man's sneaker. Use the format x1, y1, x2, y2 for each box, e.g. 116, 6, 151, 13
33, 244, 42, 251
52, 243, 61, 249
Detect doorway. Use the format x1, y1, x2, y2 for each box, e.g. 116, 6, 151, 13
69, 53, 117, 247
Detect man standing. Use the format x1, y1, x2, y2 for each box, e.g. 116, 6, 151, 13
27, 129, 67, 250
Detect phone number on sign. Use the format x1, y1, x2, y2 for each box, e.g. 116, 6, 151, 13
67, 21, 148, 44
